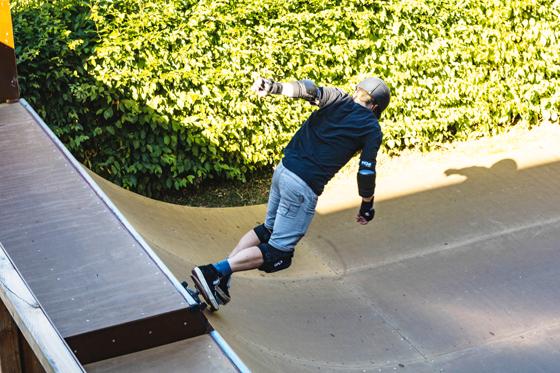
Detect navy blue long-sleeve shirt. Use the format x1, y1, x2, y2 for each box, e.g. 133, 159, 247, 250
282, 87, 383, 196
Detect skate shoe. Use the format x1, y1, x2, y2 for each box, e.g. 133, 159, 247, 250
215, 275, 231, 305
191, 264, 221, 311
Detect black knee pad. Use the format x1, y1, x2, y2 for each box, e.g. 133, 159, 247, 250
257, 243, 293, 273
254, 223, 273, 243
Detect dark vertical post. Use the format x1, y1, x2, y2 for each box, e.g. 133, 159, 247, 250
0, 300, 23, 372
1, 0, 19, 103
19, 330, 46, 373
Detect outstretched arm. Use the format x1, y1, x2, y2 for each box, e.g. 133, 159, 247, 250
251, 77, 320, 103
251, 77, 321, 105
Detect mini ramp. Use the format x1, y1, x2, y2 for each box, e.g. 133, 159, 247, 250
2, 99, 560, 373
91, 124, 560, 372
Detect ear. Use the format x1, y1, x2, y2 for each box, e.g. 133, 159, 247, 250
370, 103, 379, 112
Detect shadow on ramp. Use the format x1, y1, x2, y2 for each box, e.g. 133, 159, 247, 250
94, 140, 560, 372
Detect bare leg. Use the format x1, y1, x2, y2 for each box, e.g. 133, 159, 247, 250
228, 229, 260, 258
211, 229, 262, 285
228, 246, 263, 272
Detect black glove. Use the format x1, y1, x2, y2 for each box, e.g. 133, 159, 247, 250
358, 200, 375, 222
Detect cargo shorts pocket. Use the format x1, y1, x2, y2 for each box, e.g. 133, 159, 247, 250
278, 202, 300, 218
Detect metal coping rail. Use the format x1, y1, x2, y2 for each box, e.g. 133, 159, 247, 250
210, 330, 251, 373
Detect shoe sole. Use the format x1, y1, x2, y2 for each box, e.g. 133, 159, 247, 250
191, 268, 219, 311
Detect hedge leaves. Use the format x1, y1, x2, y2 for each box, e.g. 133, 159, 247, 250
12, 0, 560, 196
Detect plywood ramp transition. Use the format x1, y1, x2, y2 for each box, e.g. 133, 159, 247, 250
93, 124, 560, 372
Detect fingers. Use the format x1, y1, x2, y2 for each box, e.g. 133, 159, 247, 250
251, 77, 264, 93
251, 77, 272, 96
355, 215, 369, 225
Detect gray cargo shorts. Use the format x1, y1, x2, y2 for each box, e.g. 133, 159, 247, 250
264, 161, 318, 252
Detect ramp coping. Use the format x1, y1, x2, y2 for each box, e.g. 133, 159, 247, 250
210, 330, 250, 373
19, 99, 198, 307
0, 242, 85, 373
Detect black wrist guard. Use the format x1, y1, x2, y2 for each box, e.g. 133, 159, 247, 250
359, 200, 375, 221
357, 170, 376, 197
270, 82, 282, 94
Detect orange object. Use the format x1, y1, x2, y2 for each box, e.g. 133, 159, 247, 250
0, 0, 18, 102
0, 0, 15, 49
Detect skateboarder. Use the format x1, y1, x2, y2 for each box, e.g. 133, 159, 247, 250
192, 76, 390, 310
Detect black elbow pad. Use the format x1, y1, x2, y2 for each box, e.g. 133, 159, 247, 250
357, 170, 376, 197
287, 79, 319, 104
299, 79, 318, 98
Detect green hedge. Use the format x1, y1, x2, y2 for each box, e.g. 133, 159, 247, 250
12, 0, 560, 196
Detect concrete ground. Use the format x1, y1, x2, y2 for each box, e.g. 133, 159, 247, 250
94, 123, 560, 372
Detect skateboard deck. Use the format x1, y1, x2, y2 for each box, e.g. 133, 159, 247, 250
182, 278, 219, 312
181, 280, 212, 311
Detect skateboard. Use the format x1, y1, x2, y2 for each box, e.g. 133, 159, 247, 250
181, 279, 219, 312
181, 280, 212, 311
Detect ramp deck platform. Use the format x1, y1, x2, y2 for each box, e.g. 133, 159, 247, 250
0, 102, 237, 370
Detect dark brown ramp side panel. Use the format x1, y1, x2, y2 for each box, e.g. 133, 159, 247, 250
0, 102, 209, 364
0, 0, 19, 104
0, 42, 19, 103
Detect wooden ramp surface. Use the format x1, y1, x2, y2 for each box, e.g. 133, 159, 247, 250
95, 122, 560, 372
